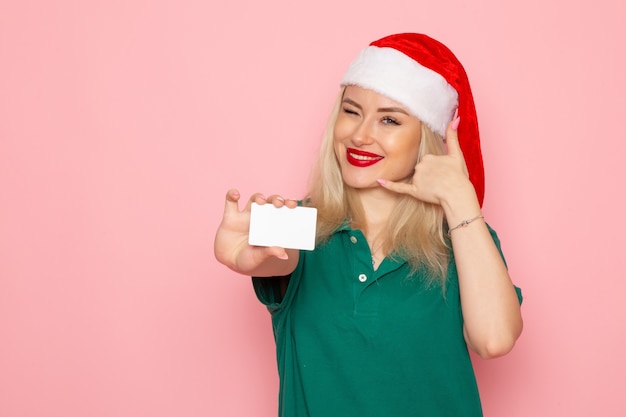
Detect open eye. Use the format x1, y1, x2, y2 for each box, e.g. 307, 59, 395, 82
381, 116, 400, 126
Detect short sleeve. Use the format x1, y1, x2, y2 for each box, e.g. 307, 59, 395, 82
514, 285, 523, 305
252, 251, 304, 314
252, 276, 287, 312
486, 223, 523, 305
486, 223, 507, 268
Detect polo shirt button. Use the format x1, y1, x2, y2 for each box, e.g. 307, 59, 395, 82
358, 274, 367, 282
350, 236, 357, 244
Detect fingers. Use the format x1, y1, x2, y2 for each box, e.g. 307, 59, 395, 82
224, 189, 298, 213
223, 189, 266, 215
250, 192, 267, 206
266, 195, 298, 208
376, 178, 414, 196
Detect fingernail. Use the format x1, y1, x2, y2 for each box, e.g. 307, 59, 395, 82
452, 116, 461, 131
277, 253, 289, 260
377, 179, 387, 186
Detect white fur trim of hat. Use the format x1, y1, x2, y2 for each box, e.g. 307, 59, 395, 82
340, 46, 458, 136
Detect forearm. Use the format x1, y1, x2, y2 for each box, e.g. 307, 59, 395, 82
444, 190, 523, 359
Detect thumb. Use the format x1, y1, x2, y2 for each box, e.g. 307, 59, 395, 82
445, 114, 463, 157
223, 188, 242, 216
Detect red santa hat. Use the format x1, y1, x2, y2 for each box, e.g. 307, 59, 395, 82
341, 33, 485, 206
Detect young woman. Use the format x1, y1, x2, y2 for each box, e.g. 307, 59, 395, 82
214, 33, 523, 417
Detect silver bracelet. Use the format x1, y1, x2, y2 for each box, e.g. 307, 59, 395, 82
448, 214, 484, 237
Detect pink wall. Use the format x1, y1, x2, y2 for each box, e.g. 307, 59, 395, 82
1, 0, 624, 416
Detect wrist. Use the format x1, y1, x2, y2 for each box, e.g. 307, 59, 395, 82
440, 183, 481, 226
447, 214, 484, 237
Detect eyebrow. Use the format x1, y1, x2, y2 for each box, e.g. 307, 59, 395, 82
342, 98, 409, 115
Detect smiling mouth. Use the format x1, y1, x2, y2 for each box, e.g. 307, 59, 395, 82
346, 148, 384, 167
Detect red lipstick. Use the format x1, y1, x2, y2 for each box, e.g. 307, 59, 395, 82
346, 148, 384, 167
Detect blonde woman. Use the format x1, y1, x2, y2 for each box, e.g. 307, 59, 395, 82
214, 33, 523, 417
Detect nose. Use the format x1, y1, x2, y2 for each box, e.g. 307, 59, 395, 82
351, 119, 375, 147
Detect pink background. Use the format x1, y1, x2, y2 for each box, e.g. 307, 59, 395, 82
1, 0, 624, 416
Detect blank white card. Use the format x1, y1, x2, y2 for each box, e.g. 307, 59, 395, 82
248, 203, 317, 251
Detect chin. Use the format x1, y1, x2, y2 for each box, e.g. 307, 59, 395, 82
342, 178, 379, 189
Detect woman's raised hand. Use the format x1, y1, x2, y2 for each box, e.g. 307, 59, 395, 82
214, 189, 299, 276
377, 115, 478, 212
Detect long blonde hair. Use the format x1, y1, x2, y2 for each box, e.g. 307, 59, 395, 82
304, 88, 450, 286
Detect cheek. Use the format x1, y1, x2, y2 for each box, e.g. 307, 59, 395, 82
332, 123, 348, 157
331, 128, 343, 160
332, 141, 341, 160
386, 134, 420, 155
333, 115, 352, 142
390, 136, 421, 169
402, 131, 422, 158
409, 139, 422, 160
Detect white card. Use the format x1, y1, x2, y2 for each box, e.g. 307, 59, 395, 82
248, 203, 317, 251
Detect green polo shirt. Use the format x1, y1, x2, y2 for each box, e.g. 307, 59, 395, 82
253, 224, 521, 417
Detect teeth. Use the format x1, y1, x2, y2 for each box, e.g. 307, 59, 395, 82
350, 152, 380, 161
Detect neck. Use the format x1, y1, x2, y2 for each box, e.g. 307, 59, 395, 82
346, 187, 398, 252
348, 187, 400, 270
356, 186, 400, 227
